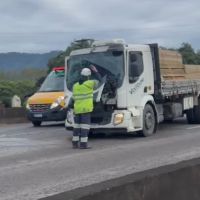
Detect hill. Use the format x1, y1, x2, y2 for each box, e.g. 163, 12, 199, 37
0, 51, 61, 71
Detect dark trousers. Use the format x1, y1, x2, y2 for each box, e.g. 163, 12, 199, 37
72, 113, 91, 146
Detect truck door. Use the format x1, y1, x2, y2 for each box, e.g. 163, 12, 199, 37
127, 51, 145, 107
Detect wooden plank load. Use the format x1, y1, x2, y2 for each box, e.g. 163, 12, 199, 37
185, 64, 200, 80
159, 49, 186, 80
158, 49, 200, 96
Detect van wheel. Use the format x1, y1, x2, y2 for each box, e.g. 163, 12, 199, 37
141, 104, 156, 137
32, 121, 42, 127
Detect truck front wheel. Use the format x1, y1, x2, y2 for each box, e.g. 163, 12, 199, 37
141, 104, 156, 137
32, 121, 42, 127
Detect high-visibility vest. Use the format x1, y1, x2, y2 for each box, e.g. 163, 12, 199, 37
73, 80, 95, 114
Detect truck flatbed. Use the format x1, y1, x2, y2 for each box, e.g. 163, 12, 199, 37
151, 45, 200, 99
161, 79, 200, 97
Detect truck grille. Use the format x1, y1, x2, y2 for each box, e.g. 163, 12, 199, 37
30, 104, 51, 113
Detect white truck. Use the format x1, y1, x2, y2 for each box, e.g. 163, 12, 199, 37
65, 39, 200, 136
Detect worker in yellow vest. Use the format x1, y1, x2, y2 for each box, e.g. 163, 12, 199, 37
72, 65, 101, 149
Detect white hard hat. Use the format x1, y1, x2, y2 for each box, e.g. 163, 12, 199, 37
81, 68, 91, 76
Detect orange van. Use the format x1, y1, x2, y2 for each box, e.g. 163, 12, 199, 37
26, 66, 66, 126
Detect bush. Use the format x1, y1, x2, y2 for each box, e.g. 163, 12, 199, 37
0, 80, 37, 107
0, 96, 12, 107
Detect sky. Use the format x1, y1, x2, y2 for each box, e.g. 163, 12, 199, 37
0, 0, 200, 53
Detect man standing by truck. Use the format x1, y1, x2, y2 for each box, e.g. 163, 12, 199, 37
70, 65, 101, 149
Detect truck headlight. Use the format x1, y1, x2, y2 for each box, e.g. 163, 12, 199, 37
113, 113, 124, 125
50, 96, 65, 109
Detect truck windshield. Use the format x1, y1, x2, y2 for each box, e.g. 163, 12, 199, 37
39, 70, 64, 92
67, 50, 124, 91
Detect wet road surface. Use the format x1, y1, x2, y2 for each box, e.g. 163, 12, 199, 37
1, 119, 200, 199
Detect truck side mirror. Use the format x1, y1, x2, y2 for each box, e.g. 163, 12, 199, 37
65, 57, 69, 68
65, 57, 72, 91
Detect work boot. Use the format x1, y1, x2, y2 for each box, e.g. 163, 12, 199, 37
72, 141, 79, 149
80, 142, 91, 149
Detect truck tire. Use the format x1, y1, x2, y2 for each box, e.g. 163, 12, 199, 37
32, 121, 42, 127
186, 109, 196, 124
141, 104, 156, 137
194, 105, 200, 123
187, 97, 200, 124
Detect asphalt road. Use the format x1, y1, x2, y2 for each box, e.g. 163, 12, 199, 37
1, 119, 200, 200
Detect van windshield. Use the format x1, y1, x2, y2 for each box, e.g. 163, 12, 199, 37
67, 50, 124, 91
39, 70, 64, 92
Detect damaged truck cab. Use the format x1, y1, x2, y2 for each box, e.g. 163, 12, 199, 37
65, 39, 200, 136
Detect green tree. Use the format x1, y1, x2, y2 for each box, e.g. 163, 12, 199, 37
0, 80, 36, 107
196, 50, 200, 64
178, 43, 198, 64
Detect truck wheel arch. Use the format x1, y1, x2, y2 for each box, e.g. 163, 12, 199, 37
140, 95, 159, 125
146, 101, 159, 126
141, 95, 159, 133
141, 103, 157, 136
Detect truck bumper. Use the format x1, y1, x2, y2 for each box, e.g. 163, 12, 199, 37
27, 107, 67, 122
65, 109, 137, 133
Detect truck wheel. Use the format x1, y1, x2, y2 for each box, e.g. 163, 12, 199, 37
32, 121, 42, 127
194, 105, 200, 123
186, 109, 196, 124
141, 104, 156, 137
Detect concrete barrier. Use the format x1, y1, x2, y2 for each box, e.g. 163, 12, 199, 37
0, 107, 28, 123
41, 158, 200, 200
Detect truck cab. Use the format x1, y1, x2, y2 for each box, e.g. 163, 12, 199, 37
26, 66, 67, 126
